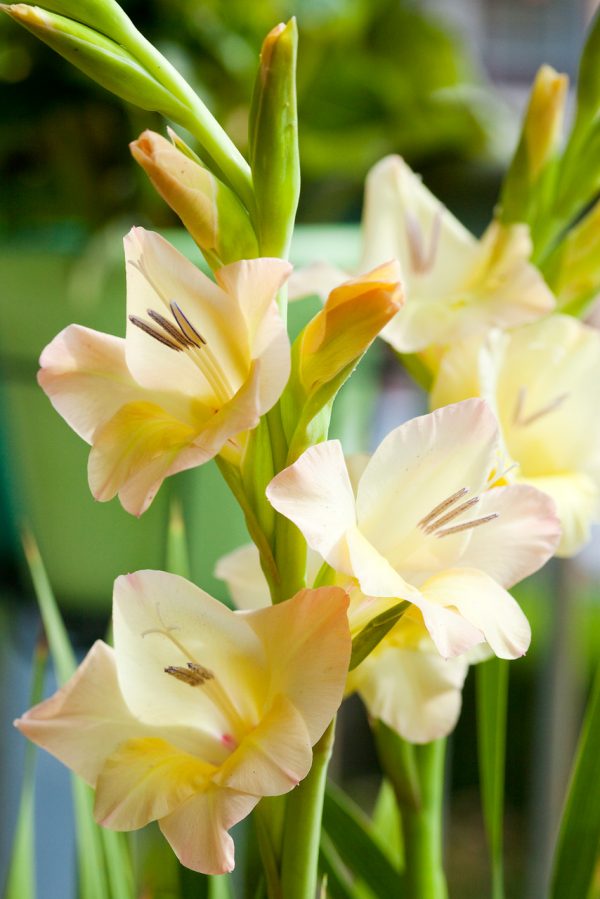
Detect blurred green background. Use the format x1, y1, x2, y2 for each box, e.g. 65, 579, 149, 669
1, 1, 599, 898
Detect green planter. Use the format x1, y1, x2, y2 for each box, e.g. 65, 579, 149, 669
0, 224, 372, 613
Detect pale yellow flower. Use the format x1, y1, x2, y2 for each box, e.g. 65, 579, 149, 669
15, 571, 351, 874
431, 315, 600, 556
38, 228, 291, 515
267, 399, 560, 661
289, 156, 554, 356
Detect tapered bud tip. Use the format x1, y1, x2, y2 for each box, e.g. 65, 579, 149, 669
2, 3, 49, 25
260, 22, 286, 77
525, 64, 568, 179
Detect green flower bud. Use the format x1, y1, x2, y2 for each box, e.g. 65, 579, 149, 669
249, 19, 300, 259
1, 5, 188, 119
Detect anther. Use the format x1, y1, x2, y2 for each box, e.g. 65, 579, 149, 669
147, 309, 194, 348
418, 487, 469, 530
170, 301, 207, 347
129, 315, 183, 351
164, 661, 214, 686
423, 495, 481, 534
436, 513, 499, 538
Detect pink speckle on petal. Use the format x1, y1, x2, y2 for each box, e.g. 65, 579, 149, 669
222, 733, 237, 749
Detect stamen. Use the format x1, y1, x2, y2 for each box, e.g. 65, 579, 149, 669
405, 210, 442, 274
418, 487, 469, 530
513, 386, 569, 427
436, 513, 499, 538
129, 315, 183, 351
147, 309, 194, 349
423, 495, 481, 534
165, 661, 214, 686
170, 301, 207, 347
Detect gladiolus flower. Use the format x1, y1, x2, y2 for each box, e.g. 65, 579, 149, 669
267, 399, 560, 661
289, 156, 554, 356
15, 571, 351, 874
38, 228, 291, 515
431, 315, 600, 556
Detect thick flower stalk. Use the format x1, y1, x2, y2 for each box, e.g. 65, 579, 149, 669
431, 315, 600, 556
15, 571, 351, 874
38, 228, 291, 515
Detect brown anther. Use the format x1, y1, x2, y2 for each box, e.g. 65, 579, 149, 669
436, 513, 499, 538
164, 662, 215, 686
418, 487, 469, 530
170, 301, 207, 347
129, 315, 182, 351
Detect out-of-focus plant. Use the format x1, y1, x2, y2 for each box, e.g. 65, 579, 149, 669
0, 0, 501, 232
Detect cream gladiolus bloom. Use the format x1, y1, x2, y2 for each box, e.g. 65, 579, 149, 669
267, 399, 560, 661
289, 156, 554, 355
431, 315, 600, 556
16, 571, 351, 874
38, 228, 291, 515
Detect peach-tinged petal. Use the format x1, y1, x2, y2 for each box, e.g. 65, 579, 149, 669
244, 586, 352, 743
159, 787, 258, 875
95, 737, 216, 830
38, 325, 145, 444
349, 642, 468, 744
420, 568, 531, 660
345, 527, 484, 659
214, 544, 271, 610
524, 473, 600, 557
216, 694, 312, 795
299, 261, 404, 391
215, 257, 291, 350
456, 484, 560, 586
14, 642, 207, 784
356, 400, 500, 570
267, 440, 357, 573
113, 571, 266, 738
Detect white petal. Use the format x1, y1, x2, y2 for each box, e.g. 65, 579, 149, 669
288, 261, 350, 302
214, 544, 270, 610
523, 472, 600, 558
454, 484, 560, 586
356, 399, 500, 576
420, 568, 531, 659
349, 641, 468, 743
266, 440, 357, 573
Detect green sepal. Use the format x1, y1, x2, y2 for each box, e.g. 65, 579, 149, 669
350, 602, 410, 671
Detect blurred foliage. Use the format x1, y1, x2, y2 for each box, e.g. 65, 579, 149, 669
0, 0, 502, 231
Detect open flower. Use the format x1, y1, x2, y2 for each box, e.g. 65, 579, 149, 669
15, 571, 350, 874
38, 228, 291, 515
267, 399, 560, 661
290, 156, 554, 357
431, 315, 600, 556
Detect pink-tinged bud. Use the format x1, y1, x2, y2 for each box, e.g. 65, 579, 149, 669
130, 130, 258, 267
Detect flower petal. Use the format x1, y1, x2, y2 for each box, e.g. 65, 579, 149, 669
216, 694, 312, 795
288, 261, 350, 302
14, 641, 207, 785
214, 544, 271, 610
349, 641, 468, 744
112, 571, 266, 741
38, 325, 145, 443
361, 155, 478, 291
95, 737, 216, 830
420, 568, 531, 659
356, 399, 500, 574
244, 586, 352, 743
266, 440, 357, 573
455, 484, 560, 586
125, 228, 248, 400
159, 786, 258, 874
345, 527, 484, 659
524, 472, 599, 557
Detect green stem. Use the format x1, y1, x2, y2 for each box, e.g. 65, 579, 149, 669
402, 740, 448, 899
280, 720, 335, 899
254, 799, 285, 899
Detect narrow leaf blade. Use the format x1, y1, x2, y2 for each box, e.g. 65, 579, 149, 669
350, 602, 409, 670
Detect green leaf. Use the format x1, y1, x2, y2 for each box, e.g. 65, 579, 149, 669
550, 662, 600, 899
319, 833, 355, 899
21, 529, 133, 899
4, 638, 47, 899
350, 602, 409, 670
371, 780, 404, 870
323, 782, 404, 898
476, 658, 509, 899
